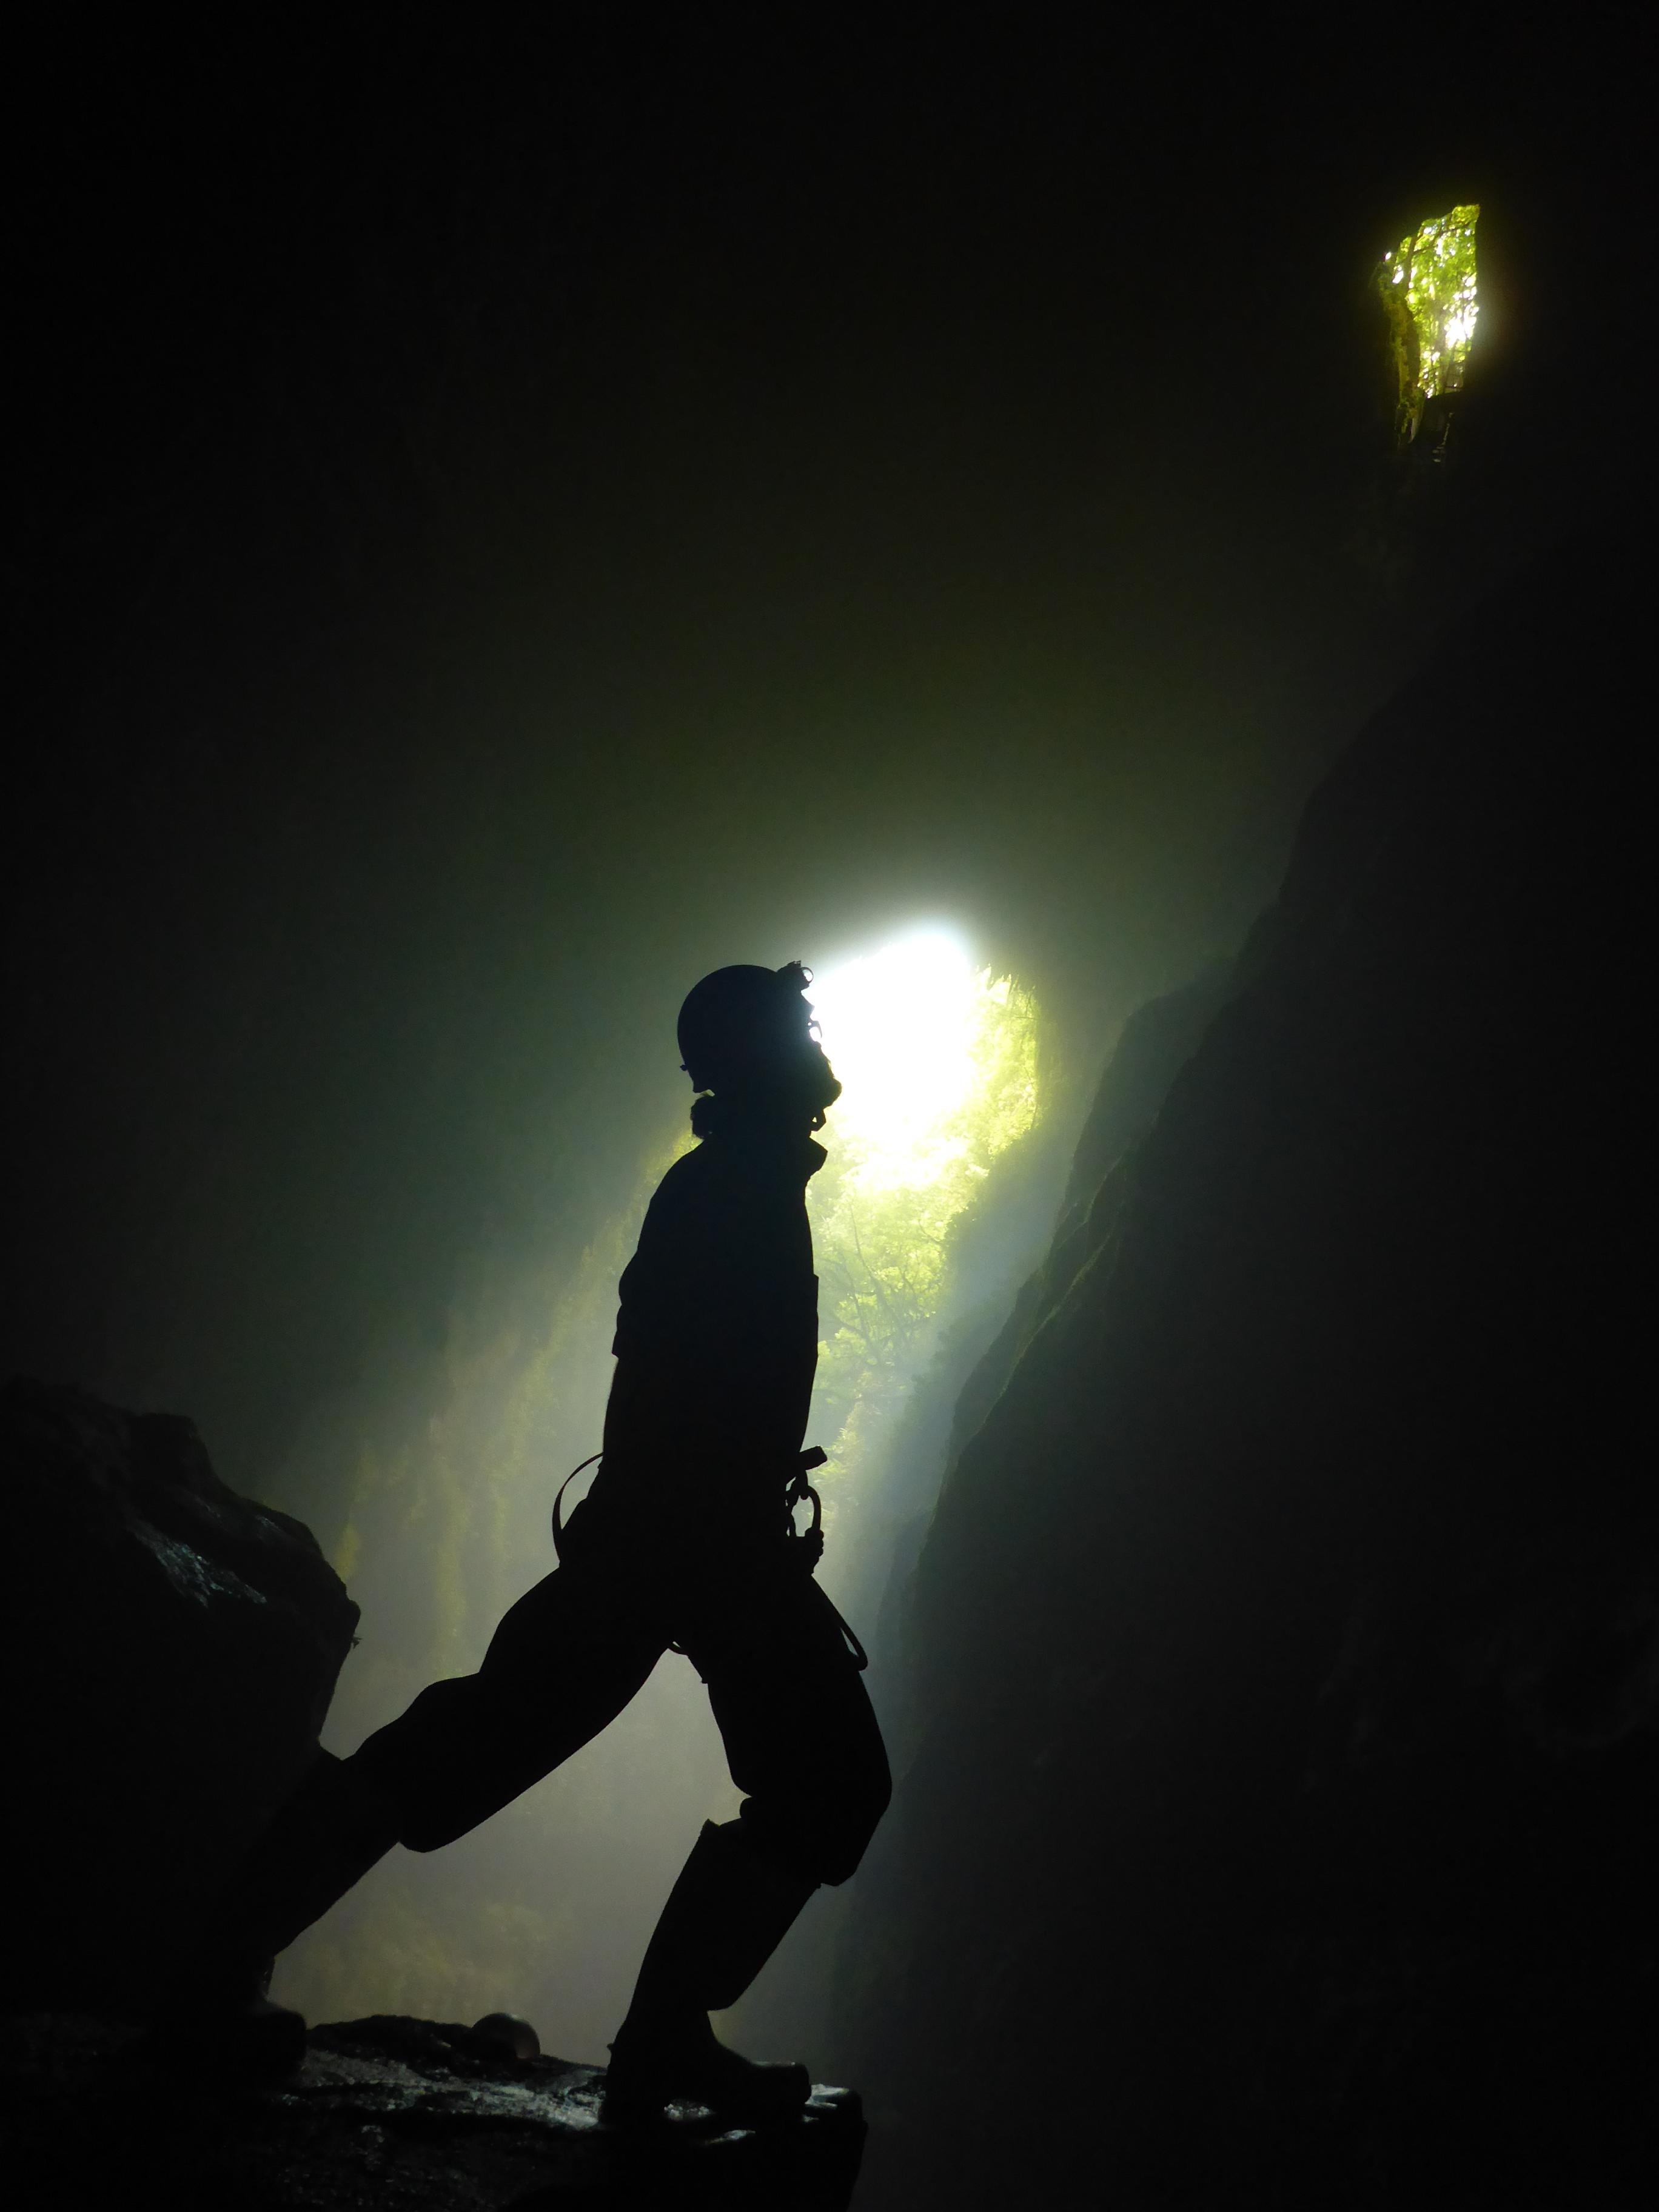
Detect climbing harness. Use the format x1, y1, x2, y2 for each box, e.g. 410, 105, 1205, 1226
550, 1443, 866, 1671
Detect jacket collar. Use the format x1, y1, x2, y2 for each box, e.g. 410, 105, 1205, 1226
703, 1110, 826, 1180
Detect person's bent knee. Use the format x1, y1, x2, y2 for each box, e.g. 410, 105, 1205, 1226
820, 1725, 894, 1883
817, 1768, 892, 1885
765, 1758, 891, 1887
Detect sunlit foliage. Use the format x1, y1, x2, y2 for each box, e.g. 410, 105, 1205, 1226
1376, 203, 1480, 444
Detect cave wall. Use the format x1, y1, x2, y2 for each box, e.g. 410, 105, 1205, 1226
840, 521, 1653, 2209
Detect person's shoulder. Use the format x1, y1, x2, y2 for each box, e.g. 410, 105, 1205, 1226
642, 1141, 722, 1222
657, 1140, 717, 1191
632, 1142, 737, 1267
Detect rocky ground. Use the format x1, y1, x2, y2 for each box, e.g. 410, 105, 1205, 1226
0, 2012, 864, 2210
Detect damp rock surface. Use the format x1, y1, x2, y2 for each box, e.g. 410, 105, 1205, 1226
0, 2011, 865, 2210
1, 1379, 361, 2013
842, 523, 1657, 2210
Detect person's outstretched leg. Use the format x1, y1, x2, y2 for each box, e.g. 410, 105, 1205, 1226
169, 1520, 665, 2071
605, 1558, 890, 2123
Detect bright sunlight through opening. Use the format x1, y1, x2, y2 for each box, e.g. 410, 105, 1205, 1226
802, 928, 1039, 1473
809, 930, 981, 1176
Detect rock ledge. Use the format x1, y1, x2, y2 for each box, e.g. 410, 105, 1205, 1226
2, 2011, 865, 2209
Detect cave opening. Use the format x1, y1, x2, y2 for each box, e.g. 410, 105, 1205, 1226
804, 929, 1041, 1498
1376, 199, 1481, 452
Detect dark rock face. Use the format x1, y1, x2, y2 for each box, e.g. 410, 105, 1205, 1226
935, 965, 1235, 1523
843, 528, 1655, 2210
1, 1379, 360, 2013
0, 2012, 865, 2210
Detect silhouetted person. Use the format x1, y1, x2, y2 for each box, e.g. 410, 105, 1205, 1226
176, 962, 890, 2120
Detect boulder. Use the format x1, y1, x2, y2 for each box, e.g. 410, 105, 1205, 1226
1, 1379, 359, 2013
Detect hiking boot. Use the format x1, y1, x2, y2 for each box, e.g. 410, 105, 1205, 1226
152, 1750, 400, 2077
136, 1957, 307, 2080
602, 1818, 818, 2125
602, 2010, 809, 2125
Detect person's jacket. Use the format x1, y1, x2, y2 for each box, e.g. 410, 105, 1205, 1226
593, 1114, 824, 1524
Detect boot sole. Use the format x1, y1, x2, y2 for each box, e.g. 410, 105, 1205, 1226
602, 2060, 811, 2129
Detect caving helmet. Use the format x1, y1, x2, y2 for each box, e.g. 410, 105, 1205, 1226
677, 960, 842, 1126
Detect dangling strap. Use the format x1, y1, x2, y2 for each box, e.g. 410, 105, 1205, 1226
785, 1444, 828, 1568
551, 1452, 603, 1563
785, 1446, 869, 1671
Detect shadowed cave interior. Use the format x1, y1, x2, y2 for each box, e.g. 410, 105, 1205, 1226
4, 21, 1651, 2211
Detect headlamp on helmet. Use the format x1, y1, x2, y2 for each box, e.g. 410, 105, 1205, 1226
675, 962, 820, 1094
